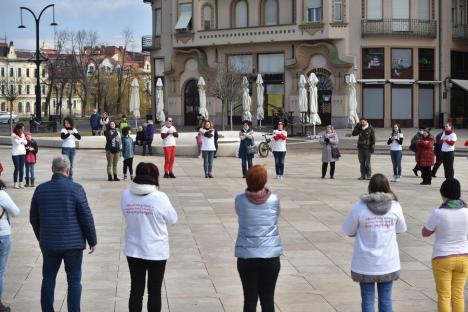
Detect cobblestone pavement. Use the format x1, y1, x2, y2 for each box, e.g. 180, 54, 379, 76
0, 145, 467, 311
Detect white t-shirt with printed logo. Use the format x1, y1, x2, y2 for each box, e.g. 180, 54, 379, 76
161, 126, 177, 147
341, 200, 407, 275
389, 133, 404, 151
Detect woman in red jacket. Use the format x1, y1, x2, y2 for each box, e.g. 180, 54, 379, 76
417, 129, 435, 185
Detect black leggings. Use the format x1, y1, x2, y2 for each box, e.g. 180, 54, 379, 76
127, 257, 166, 312
123, 158, 134, 176
322, 162, 335, 178
237, 257, 281, 312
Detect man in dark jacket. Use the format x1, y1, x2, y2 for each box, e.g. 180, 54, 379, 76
352, 118, 376, 180
30, 155, 97, 312
89, 108, 101, 136
431, 130, 444, 177
144, 120, 155, 156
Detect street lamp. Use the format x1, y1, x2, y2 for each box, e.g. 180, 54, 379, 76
18, 4, 57, 121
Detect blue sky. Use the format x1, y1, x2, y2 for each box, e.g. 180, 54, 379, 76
0, 0, 152, 51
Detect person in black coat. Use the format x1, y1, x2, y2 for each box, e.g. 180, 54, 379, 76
238, 121, 255, 178
431, 130, 444, 178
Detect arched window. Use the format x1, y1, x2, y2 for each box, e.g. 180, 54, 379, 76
1, 102, 5, 111
264, 0, 278, 25
234, 0, 248, 28
202, 5, 213, 30
18, 102, 23, 113
26, 102, 31, 113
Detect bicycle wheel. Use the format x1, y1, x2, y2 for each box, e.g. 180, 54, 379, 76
258, 142, 269, 158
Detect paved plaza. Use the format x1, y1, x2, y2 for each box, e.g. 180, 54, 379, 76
0, 145, 467, 311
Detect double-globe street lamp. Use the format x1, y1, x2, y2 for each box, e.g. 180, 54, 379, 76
18, 4, 57, 121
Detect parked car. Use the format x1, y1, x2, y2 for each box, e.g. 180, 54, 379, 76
0, 111, 19, 124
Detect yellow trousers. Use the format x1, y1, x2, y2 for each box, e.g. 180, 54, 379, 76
432, 255, 468, 312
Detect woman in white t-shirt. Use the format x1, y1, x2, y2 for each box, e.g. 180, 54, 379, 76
386, 123, 403, 182
272, 122, 287, 180
121, 162, 177, 311
160, 117, 179, 178
439, 122, 457, 179
199, 120, 216, 178
10, 123, 27, 189
422, 178, 468, 312
341, 174, 407, 312
60, 117, 81, 178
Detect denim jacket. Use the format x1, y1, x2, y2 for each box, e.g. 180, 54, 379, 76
122, 136, 134, 159
235, 193, 283, 258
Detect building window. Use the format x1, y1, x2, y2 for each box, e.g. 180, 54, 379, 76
307, 0, 322, 22
419, 86, 434, 124
26, 68, 30, 77
0, 68, 4, 77
155, 59, 165, 77
42, 68, 46, 78
234, 0, 248, 28
9, 68, 13, 77
258, 53, 284, 75
391, 48, 413, 79
18, 102, 23, 113
1, 85, 4, 95
335, 0, 343, 21
18, 85, 22, 95
175, 3, 193, 31
419, 0, 429, 20
0, 102, 5, 111
367, 0, 382, 20
391, 87, 412, 121
202, 5, 213, 30
461, 0, 466, 25
363, 86, 384, 120
42, 85, 46, 95
419, 48, 434, 80
264, 0, 278, 26
18, 68, 22, 77
228, 54, 253, 73
451, 51, 468, 79
362, 48, 385, 79
26, 102, 31, 113
155, 8, 162, 35
73, 100, 77, 109
27, 85, 30, 95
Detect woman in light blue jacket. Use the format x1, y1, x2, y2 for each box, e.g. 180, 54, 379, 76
235, 165, 282, 312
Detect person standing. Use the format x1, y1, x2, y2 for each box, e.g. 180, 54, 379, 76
121, 127, 135, 181
100, 112, 110, 135
200, 121, 216, 178
213, 123, 219, 158
417, 129, 435, 185
387, 124, 403, 182
352, 119, 375, 180
89, 109, 101, 136
431, 130, 444, 178
105, 121, 121, 181
61, 117, 81, 179
238, 121, 255, 178
272, 122, 287, 181
25, 132, 39, 187
422, 178, 468, 312
235, 165, 282, 312
119, 115, 129, 133
121, 162, 177, 312
161, 117, 178, 178
135, 125, 146, 156
341, 174, 407, 312
410, 128, 424, 176
319, 125, 339, 179
0, 179, 20, 312
30, 155, 97, 312
439, 122, 457, 179
144, 120, 155, 156
11, 123, 27, 189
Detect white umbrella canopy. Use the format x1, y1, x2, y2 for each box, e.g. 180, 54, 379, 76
242, 76, 252, 122
129, 78, 141, 124
256, 74, 264, 123
155, 78, 165, 123
198, 76, 209, 120
298, 74, 309, 123
308, 73, 321, 126
347, 73, 360, 126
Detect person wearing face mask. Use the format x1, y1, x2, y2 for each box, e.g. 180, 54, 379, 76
416, 128, 435, 185
352, 119, 375, 180
439, 122, 457, 179
387, 124, 404, 182
161, 117, 179, 178
238, 121, 255, 178
319, 125, 339, 179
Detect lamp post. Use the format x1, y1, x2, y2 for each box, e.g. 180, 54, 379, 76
18, 4, 57, 121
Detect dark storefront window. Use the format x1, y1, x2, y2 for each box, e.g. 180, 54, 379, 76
258, 53, 285, 120
451, 51, 468, 79
391, 48, 413, 79
451, 51, 468, 127
419, 49, 434, 81
362, 48, 384, 79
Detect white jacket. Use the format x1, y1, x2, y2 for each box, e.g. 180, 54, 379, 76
121, 183, 178, 260
11, 133, 27, 156
0, 190, 20, 236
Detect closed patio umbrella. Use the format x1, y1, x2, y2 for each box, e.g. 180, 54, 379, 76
129, 78, 140, 128
155, 78, 165, 123
242, 76, 252, 122
309, 73, 321, 137
198, 77, 209, 120
347, 73, 360, 126
298, 74, 309, 123
256, 74, 264, 128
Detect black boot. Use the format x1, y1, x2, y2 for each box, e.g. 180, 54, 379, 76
113, 174, 120, 181
30, 179, 35, 187
108, 174, 113, 181
169, 172, 176, 178
25, 178, 30, 187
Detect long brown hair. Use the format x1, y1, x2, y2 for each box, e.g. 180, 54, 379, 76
13, 123, 24, 136
368, 174, 398, 201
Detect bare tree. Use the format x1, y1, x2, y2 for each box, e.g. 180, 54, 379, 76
208, 64, 243, 130
0, 67, 19, 133
75, 29, 98, 116
115, 27, 134, 114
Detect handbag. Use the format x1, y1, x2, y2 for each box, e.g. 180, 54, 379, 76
247, 143, 257, 155
331, 146, 341, 159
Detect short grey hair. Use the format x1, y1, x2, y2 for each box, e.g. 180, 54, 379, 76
52, 155, 70, 173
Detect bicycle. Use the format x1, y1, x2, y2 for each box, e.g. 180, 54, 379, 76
258, 133, 273, 158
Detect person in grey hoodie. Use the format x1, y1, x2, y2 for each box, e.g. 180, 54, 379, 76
235, 165, 282, 312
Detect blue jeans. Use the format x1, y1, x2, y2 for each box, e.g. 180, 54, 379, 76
273, 151, 286, 176
390, 150, 402, 176
360, 281, 393, 312
12, 155, 25, 183
241, 155, 253, 176
25, 163, 35, 180
61, 148, 76, 177
41, 249, 83, 312
202, 151, 215, 174
0, 235, 11, 301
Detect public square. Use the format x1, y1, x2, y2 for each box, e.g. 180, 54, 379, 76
0, 145, 467, 311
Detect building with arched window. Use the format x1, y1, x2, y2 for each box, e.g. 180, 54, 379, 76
142, 0, 468, 128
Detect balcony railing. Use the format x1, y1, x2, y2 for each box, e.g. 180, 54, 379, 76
142, 35, 161, 51
361, 19, 437, 38
453, 24, 468, 40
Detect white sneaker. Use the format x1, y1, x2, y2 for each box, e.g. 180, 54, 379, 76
391, 175, 397, 182
13, 182, 19, 189
396, 176, 401, 182
19, 182, 24, 188
280, 175, 284, 181
276, 175, 280, 180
